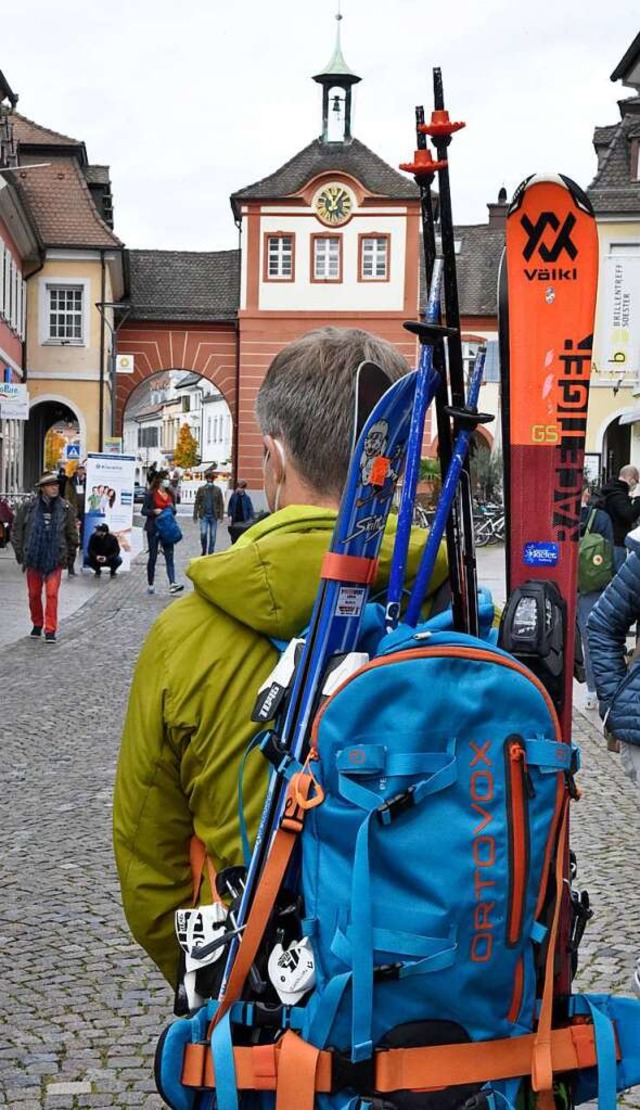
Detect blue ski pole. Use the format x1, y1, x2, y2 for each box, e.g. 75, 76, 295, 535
384, 257, 454, 631
404, 346, 493, 627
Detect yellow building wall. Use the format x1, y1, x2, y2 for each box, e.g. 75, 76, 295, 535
586, 219, 640, 464
25, 255, 116, 455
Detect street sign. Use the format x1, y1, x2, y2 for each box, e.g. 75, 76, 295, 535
0, 382, 29, 420
116, 355, 135, 374
64, 443, 81, 461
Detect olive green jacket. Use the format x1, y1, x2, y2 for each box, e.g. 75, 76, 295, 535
113, 505, 448, 985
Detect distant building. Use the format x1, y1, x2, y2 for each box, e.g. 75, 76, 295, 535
0, 69, 40, 492
586, 30, 640, 479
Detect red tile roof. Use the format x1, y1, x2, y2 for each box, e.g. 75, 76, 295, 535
11, 112, 83, 150
16, 158, 122, 248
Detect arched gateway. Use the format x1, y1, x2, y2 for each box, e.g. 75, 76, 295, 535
115, 249, 239, 469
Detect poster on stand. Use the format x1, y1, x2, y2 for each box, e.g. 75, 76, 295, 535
83, 453, 137, 571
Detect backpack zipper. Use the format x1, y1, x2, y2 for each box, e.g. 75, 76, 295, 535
505, 736, 533, 949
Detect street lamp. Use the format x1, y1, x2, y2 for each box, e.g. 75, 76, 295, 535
95, 301, 131, 445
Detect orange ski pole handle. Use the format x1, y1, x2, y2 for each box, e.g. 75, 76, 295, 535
399, 149, 447, 177
419, 110, 466, 139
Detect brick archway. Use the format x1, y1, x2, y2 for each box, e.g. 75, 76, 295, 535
115, 321, 238, 436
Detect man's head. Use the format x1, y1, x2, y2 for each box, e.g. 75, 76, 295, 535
95, 523, 109, 535
619, 465, 639, 491
236, 480, 247, 493
38, 472, 60, 497
205, 470, 217, 483
256, 327, 409, 506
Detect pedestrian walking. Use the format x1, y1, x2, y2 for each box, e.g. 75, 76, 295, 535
59, 463, 86, 575
193, 469, 224, 555
113, 326, 449, 986
599, 465, 640, 570
10, 472, 78, 643
141, 470, 184, 596
227, 479, 255, 544
86, 523, 122, 577
578, 479, 614, 709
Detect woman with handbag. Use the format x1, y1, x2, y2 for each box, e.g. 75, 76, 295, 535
141, 471, 184, 596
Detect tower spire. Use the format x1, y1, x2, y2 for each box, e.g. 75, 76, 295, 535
313, 10, 361, 144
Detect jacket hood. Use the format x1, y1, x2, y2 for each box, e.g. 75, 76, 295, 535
186, 504, 446, 640
601, 478, 629, 494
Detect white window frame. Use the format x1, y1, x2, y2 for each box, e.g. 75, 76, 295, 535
38, 277, 90, 347
312, 236, 341, 281
265, 234, 294, 281
3, 250, 11, 321
0, 243, 4, 319
360, 236, 389, 281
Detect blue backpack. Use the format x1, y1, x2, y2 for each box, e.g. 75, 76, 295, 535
156, 602, 640, 1110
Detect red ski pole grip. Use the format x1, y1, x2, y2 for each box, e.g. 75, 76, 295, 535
399, 150, 447, 176
419, 109, 465, 138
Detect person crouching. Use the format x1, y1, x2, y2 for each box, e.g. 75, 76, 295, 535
87, 523, 122, 578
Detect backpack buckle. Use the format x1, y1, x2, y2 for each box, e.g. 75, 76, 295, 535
376, 785, 416, 825
330, 1050, 376, 1095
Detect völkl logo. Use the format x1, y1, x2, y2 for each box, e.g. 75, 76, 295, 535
521, 212, 578, 262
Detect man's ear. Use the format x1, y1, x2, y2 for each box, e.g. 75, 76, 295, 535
263, 435, 285, 484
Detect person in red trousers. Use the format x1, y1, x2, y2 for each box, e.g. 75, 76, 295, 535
11, 472, 78, 643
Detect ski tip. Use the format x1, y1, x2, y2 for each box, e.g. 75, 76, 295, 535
507, 174, 595, 218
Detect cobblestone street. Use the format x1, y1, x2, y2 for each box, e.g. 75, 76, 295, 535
1, 532, 640, 1108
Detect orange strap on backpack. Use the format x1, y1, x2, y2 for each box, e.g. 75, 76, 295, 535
189, 835, 220, 906
181, 1021, 612, 1101
210, 773, 313, 1033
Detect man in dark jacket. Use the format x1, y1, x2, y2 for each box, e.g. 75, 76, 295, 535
87, 523, 122, 577
11, 472, 78, 642
193, 470, 224, 555
600, 465, 640, 570
227, 480, 255, 544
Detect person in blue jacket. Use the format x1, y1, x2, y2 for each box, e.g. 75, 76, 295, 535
588, 521, 640, 994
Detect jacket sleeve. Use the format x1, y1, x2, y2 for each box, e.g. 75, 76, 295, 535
141, 491, 155, 519
595, 509, 614, 545
227, 493, 236, 519
113, 621, 194, 986
193, 488, 200, 521
587, 551, 640, 712
246, 495, 255, 520
64, 502, 78, 550
215, 487, 224, 520
10, 502, 26, 563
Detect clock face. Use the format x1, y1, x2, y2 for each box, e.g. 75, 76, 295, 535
314, 184, 353, 226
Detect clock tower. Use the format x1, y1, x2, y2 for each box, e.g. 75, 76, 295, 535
313, 13, 361, 144
230, 20, 421, 497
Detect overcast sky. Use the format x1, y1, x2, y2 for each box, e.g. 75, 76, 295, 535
4, 1, 639, 252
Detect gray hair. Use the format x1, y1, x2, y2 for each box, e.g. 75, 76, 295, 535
619, 465, 639, 483
255, 327, 410, 498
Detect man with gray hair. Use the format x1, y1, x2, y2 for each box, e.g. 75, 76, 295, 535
113, 326, 449, 987
600, 464, 640, 570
